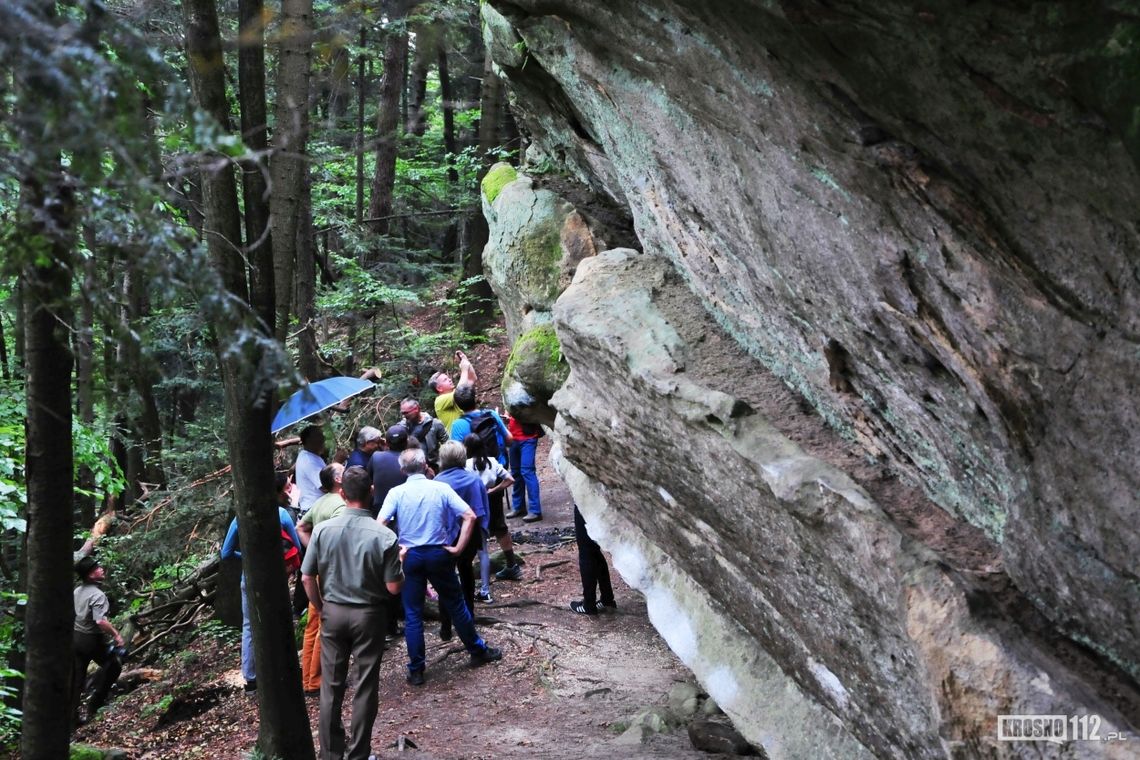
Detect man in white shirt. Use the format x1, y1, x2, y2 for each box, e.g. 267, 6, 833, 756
295, 425, 327, 515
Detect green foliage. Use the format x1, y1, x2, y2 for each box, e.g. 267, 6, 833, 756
317, 254, 421, 317
0, 382, 26, 534
197, 619, 240, 647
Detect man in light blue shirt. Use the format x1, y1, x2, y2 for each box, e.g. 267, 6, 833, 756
377, 448, 503, 685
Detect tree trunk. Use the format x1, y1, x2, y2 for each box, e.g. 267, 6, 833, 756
405, 20, 437, 137
355, 25, 366, 226
17, 132, 77, 760
366, 3, 409, 236
296, 166, 320, 380
438, 45, 458, 183
238, 0, 275, 332
269, 0, 313, 342
0, 310, 10, 380
182, 1, 314, 757
461, 43, 502, 334
19, 176, 76, 760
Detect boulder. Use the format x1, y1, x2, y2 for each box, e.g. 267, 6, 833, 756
481, 0, 1140, 756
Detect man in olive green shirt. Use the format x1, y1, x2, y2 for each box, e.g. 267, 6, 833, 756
302, 466, 403, 760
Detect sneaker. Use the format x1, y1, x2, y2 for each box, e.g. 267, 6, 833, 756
599, 600, 618, 610
569, 600, 598, 615
495, 564, 523, 581
438, 624, 453, 642
406, 669, 425, 686
522, 513, 543, 523
470, 646, 503, 667
506, 509, 527, 519
475, 590, 494, 604
243, 679, 258, 693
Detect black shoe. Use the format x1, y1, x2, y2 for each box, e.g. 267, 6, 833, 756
470, 646, 503, 667
569, 600, 598, 615
506, 509, 527, 519
438, 624, 453, 642
599, 600, 618, 610
244, 679, 258, 693
406, 669, 425, 686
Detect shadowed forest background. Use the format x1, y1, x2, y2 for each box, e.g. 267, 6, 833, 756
0, 1, 524, 757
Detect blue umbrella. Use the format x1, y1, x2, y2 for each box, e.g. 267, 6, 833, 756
271, 376, 376, 434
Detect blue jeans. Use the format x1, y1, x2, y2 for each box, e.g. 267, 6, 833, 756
509, 438, 542, 516
240, 576, 255, 682
402, 546, 488, 674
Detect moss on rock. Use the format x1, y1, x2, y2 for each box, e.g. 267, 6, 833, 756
481, 162, 518, 204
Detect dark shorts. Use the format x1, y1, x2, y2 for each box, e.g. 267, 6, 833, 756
488, 490, 507, 536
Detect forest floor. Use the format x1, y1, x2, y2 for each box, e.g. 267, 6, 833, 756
73, 307, 713, 759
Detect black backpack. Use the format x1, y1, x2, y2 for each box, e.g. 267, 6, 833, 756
467, 411, 502, 460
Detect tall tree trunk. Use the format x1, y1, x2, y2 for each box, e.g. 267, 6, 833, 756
366, 3, 409, 236
461, 43, 502, 334
269, 0, 314, 342
19, 174, 76, 760
238, 0, 275, 331
17, 63, 77, 756
296, 166, 319, 380
0, 311, 10, 380
405, 20, 437, 136
182, 1, 314, 757
438, 45, 457, 183
125, 264, 166, 490
355, 25, 366, 226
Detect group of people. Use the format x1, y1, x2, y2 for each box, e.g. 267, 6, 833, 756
71, 348, 615, 760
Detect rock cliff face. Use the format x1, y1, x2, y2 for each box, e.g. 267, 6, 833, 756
480, 2, 1140, 757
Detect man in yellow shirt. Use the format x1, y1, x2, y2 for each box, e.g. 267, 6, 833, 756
429, 349, 477, 431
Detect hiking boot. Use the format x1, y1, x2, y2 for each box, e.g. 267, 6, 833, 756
506, 509, 527, 519
438, 624, 453, 642
475, 590, 494, 604
406, 669, 425, 686
495, 564, 522, 581
470, 646, 503, 667
522, 513, 543, 523
243, 679, 258, 693
569, 600, 598, 615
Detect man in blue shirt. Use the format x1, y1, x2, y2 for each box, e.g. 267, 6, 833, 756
378, 448, 503, 685
433, 441, 490, 637
220, 504, 303, 693
346, 426, 382, 469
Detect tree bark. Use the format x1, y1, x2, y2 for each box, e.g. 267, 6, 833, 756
238, 0, 275, 332
405, 20, 438, 137
17, 128, 77, 760
461, 42, 502, 334
367, 3, 409, 236
269, 0, 313, 342
296, 166, 320, 380
438, 45, 458, 184
182, 1, 314, 757
19, 175, 76, 760
355, 25, 366, 226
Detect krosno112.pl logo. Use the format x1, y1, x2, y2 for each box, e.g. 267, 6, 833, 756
997, 715, 1129, 744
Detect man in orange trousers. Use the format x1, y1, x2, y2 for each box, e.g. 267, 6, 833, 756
296, 462, 346, 693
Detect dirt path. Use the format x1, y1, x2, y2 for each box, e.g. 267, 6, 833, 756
75, 439, 712, 759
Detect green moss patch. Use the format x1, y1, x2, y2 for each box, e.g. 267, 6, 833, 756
481, 162, 518, 204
